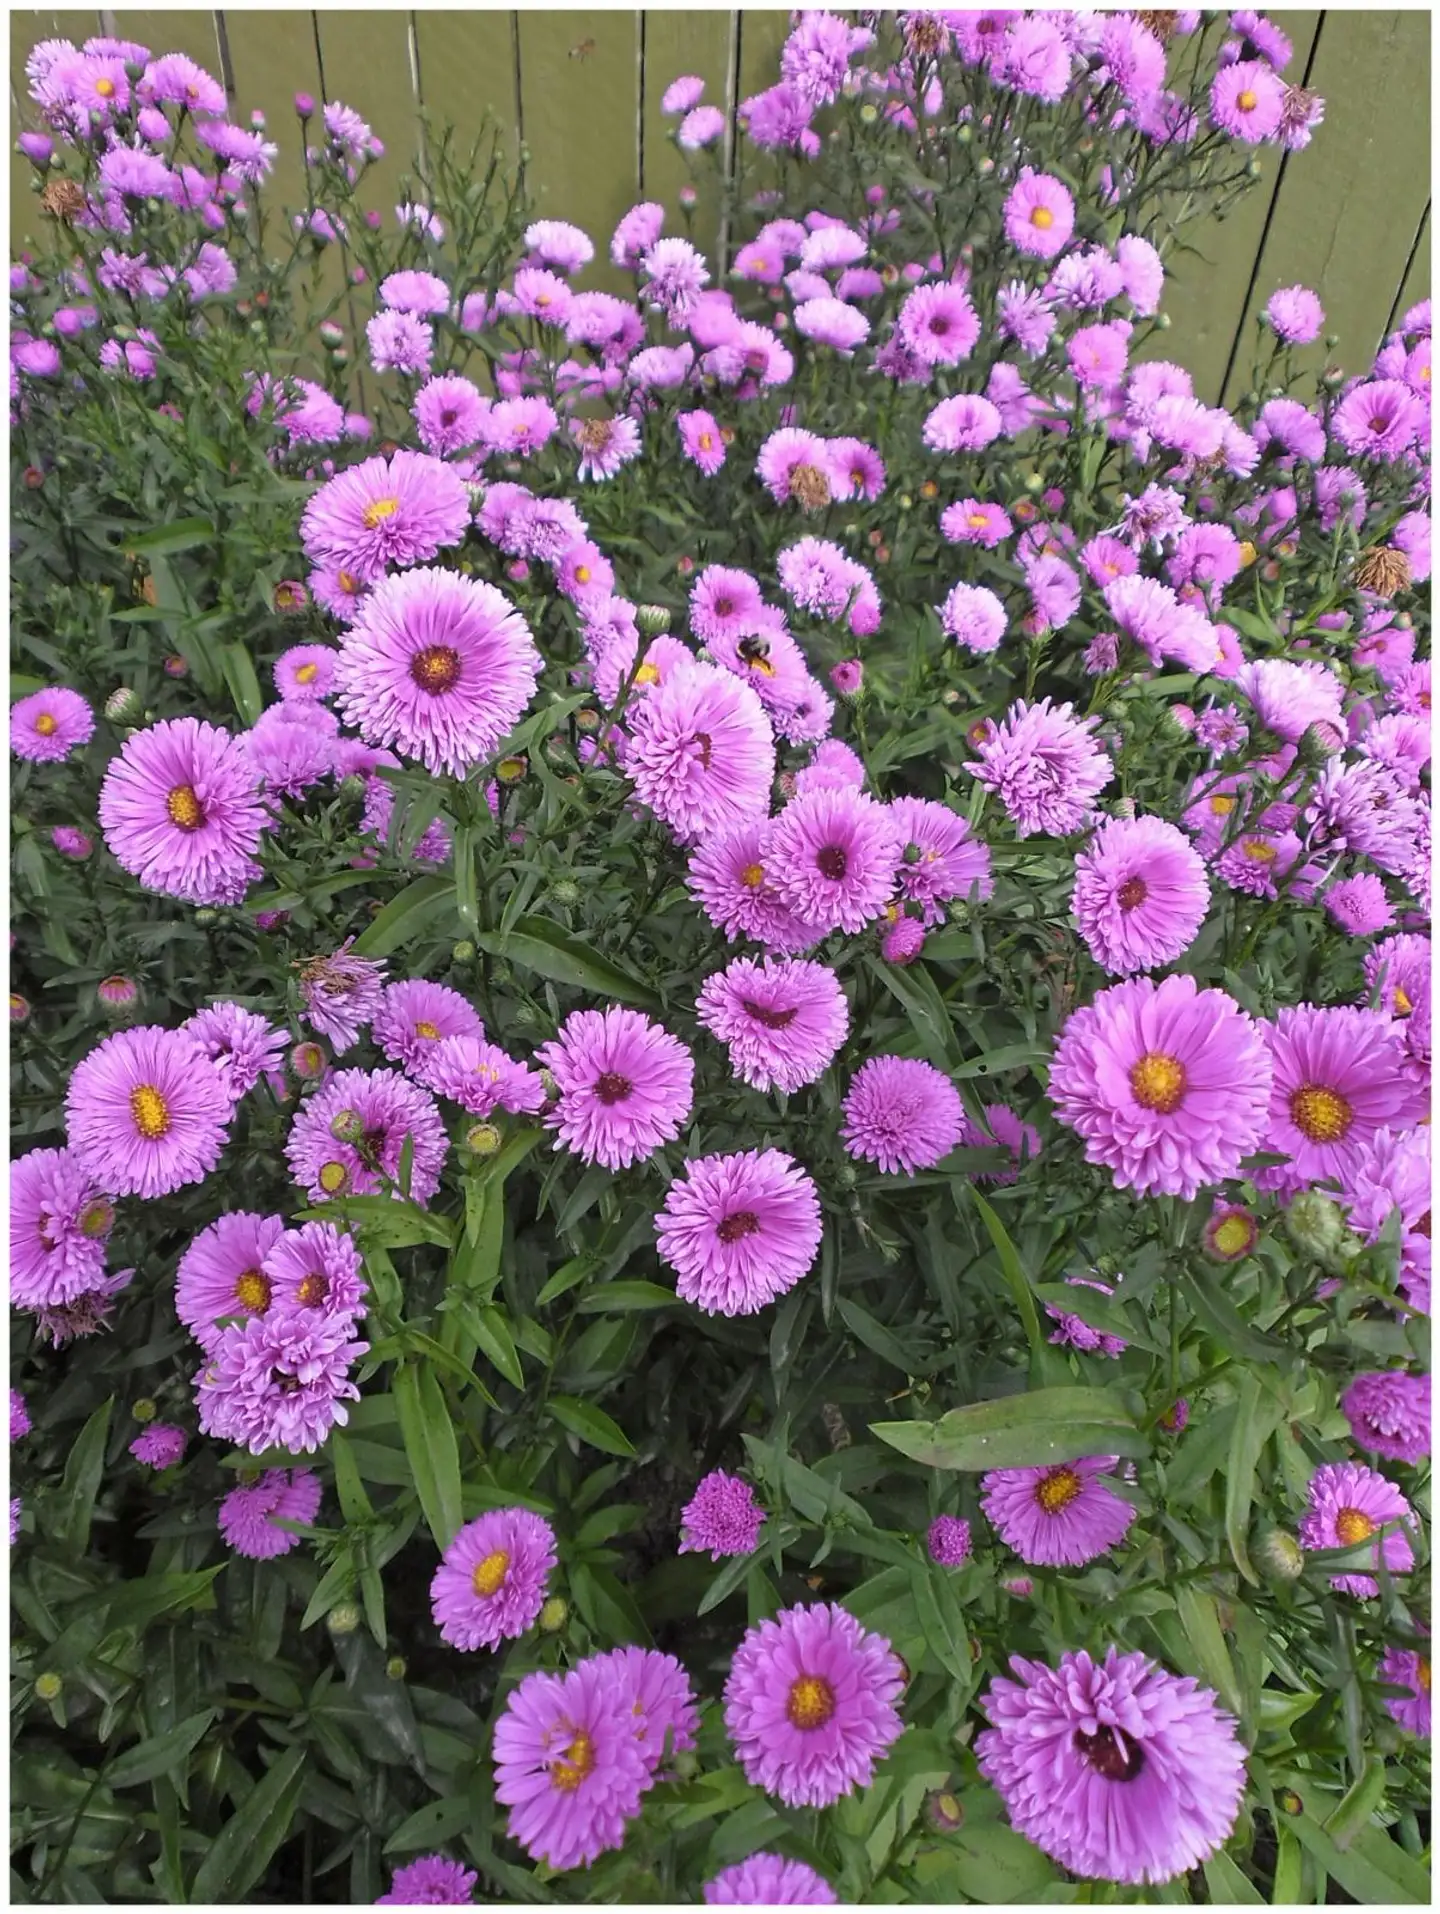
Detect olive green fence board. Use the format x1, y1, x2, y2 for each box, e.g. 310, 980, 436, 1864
8, 9, 1432, 393
1218, 9, 1432, 404
1155, 10, 1322, 407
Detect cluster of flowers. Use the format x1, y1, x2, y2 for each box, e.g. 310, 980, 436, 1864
8, 6, 1431, 1898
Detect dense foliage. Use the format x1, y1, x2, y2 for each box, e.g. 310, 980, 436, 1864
10, 10, 1431, 1905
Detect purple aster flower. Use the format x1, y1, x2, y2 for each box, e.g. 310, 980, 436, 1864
927, 1515, 972, 1567
66, 1025, 230, 1200
969, 699, 1114, 839
262, 1221, 366, 1323
897, 281, 980, 366
139, 51, 225, 113
1365, 933, 1431, 1019
1342, 1372, 1429, 1466
1331, 379, 1423, 462
11, 1392, 29, 1444
286, 1067, 448, 1206
982, 1457, 1135, 1566
492, 1658, 651, 1870
184, 1003, 287, 1102
483, 396, 560, 458
300, 451, 470, 583
1306, 759, 1423, 877
366, 308, 433, 376
678, 408, 726, 475
641, 235, 710, 322
972, 1102, 1044, 1185
175, 1211, 287, 1351
334, 567, 540, 778
1277, 81, 1325, 152
656, 1150, 822, 1316
995, 280, 1056, 356
1260, 1006, 1424, 1193
1048, 974, 1272, 1200
687, 820, 820, 954
696, 956, 848, 1093
537, 1007, 693, 1172
827, 439, 886, 502
977, 1648, 1247, 1885
1101, 575, 1218, 676
430, 1507, 557, 1650
1071, 816, 1210, 975
423, 1036, 545, 1118
940, 582, 1008, 654
705, 1857, 836, 1905
413, 374, 489, 457
1210, 59, 1285, 140
572, 414, 643, 482
1265, 285, 1325, 344
923, 393, 1003, 453
197, 1308, 368, 1455
273, 645, 339, 704
1234, 658, 1344, 743
97, 715, 267, 906
297, 939, 387, 1054
768, 787, 901, 935
218, 1468, 323, 1559
372, 978, 483, 1076
1004, 171, 1074, 259
50, 826, 93, 859
1377, 1642, 1431, 1738
130, 1423, 186, 1469
1025, 553, 1083, 633
841, 1056, 964, 1175
724, 1602, 904, 1808
622, 662, 775, 845
242, 700, 339, 801
376, 1855, 477, 1905
942, 500, 1012, 550
593, 1645, 699, 1777
793, 296, 869, 352
524, 217, 593, 273
680, 1470, 765, 1559
1325, 873, 1395, 937
1046, 1276, 1128, 1357
1298, 1460, 1416, 1597
889, 797, 993, 924
757, 427, 836, 509
11, 1147, 111, 1310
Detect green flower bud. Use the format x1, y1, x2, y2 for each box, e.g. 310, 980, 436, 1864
452, 940, 476, 963
337, 772, 366, 801
194, 908, 218, 926
637, 604, 671, 638
466, 1122, 502, 1158
327, 1603, 362, 1636
1257, 1527, 1305, 1584
329, 1108, 364, 1144
926, 1789, 964, 1833
104, 686, 141, 724
538, 1595, 569, 1633
1283, 1190, 1346, 1259
385, 1656, 407, 1681
550, 879, 581, 908
132, 1398, 158, 1424
34, 1672, 62, 1702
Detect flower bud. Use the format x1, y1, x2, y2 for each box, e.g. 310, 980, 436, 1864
637, 603, 671, 637
926, 1789, 964, 1833
550, 879, 581, 908
452, 940, 476, 964
78, 1198, 115, 1239
496, 754, 528, 784
337, 773, 366, 802
466, 1122, 502, 1158
131, 1398, 158, 1424
1297, 720, 1344, 767
538, 1595, 569, 1633
318, 1161, 350, 1196
10, 993, 29, 1024
327, 1602, 362, 1636
329, 1108, 364, 1144
34, 1672, 62, 1702
1283, 1190, 1346, 1259
386, 1656, 408, 1680
291, 1042, 326, 1080
104, 685, 141, 725
97, 974, 139, 1011
1257, 1527, 1305, 1584
193, 908, 218, 926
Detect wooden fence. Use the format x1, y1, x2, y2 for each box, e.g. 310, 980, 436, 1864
9, 9, 1432, 405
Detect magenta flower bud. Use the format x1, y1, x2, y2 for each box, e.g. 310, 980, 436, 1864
96, 974, 139, 1010
830, 658, 863, 695
293, 92, 314, 117
882, 917, 926, 965
253, 910, 288, 931
18, 132, 53, 166
290, 1041, 327, 1080
50, 827, 92, 859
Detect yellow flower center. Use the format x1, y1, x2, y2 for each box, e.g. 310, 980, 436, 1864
295, 1272, 328, 1307
1334, 1507, 1374, 1546
414, 1021, 440, 1040
635, 662, 660, 685
968, 512, 991, 528
338, 569, 359, 593
1394, 986, 1413, 1015
785, 1674, 836, 1731
409, 644, 461, 695
1209, 794, 1235, 816
318, 1160, 350, 1195
548, 1730, 595, 1791
1030, 205, 1054, 229
1035, 1467, 1082, 1514
699, 432, 714, 450
166, 783, 205, 833
95, 77, 115, 98
472, 1548, 510, 1597
1418, 1657, 1431, 1693
1129, 1051, 1186, 1114
575, 564, 590, 584
362, 496, 400, 529
1237, 88, 1258, 111
295, 662, 319, 684
129, 1084, 171, 1139
1238, 540, 1257, 568
1242, 838, 1276, 863
34, 711, 57, 736
235, 1269, 271, 1311
1213, 1215, 1253, 1258
1289, 1084, 1352, 1144
740, 863, 765, 889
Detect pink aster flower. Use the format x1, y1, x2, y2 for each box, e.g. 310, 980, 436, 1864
1331, 379, 1422, 462
372, 978, 483, 1076
1325, 873, 1395, 937
413, 374, 489, 457
942, 500, 1012, 549
1071, 816, 1210, 975
524, 217, 593, 274
768, 787, 901, 934
218, 1468, 323, 1560
11, 686, 94, 763
1299, 1460, 1416, 1597
196, 1308, 367, 1454
1265, 285, 1325, 344
982, 1457, 1135, 1566
657, 1148, 822, 1318
972, 1102, 1044, 1185
1342, 1372, 1429, 1466
977, 1648, 1247, 1886
11, 1392, 29, 1444
687, 819, 820, 955
423, 1036, 546, 1118
285, 1067, 448, 1205
969, 699, 1114, 839
98, 716, 265, 906
705, 1856, 836, 1905
889, 796, 993, 925
492, 1657, 651, 1870
1004, 171, 1074, 259
1234, 659, 1345, 742
273, 645, 339, 704
923, 394, 1003, 453
572, 413, 642, 482
130, 1423, 187, 1469
897, 281, 980, 366
1048, 974, 1272, 1200
334, 567, 540, 779
680, 1470, 765, 1559
723, 1602, 904, 1808
1047, 1276, 1128, 1357
10, 1146, 111, 1310
677, 408, 726, 475
184, 1003, 287, 1104
366, 309, 433, 376
1210, 59, 1285, 140
1260, 1006, 1424, 1192
940, 581, 1008, 654
593, 1645, 699, 1777
299, 450, 470, 583
696, 955, 848, 1093
297, 939, 387, 1054
794, 296, 870, 352
376, 1855, 478, 1905
621, 662, 775, 844
927, 1515, 973, 1567
538, 1007, 692, 1171
826, 437, 886, 502
66, 1024, 230, 1200
175, 1211, 287, 1351
430, 1507, 557, 1650
1378, 1641, 1431, 1738
262, 1221, 366, 1323
841, 1056, 964, 1175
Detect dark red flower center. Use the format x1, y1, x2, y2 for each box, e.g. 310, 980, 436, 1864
1117, 876, 1147, 910
1074, 1727, 1146, 1782
595, 1072, 632, 1105
716, 1210, 761, 1244
410, 644, 462, 695
741, 998, 798, 1031
817, 845, 848, 880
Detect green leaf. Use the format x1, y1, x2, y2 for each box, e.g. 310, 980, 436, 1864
329, 1433, 375, 1527
968, 1190, 1044, 1360
952, 1042, 1050, 1081
471, 1304, 524, 1390
105, 1710, 216, 1791
867, 954, 958, 1070
536, 1253, 601, 1308
1322, 1756, 1389, 1850
546, 1396, 636, 1457
574, 1280, 678, 1312
124, 516, 214, 555
872, 1385, 1148, 1471
1203, 1849, 1264, 1904
188, 1746, 307, 1904
908, 1563, 970, 1679
53, 1398, 114, 1558
1183, 1266, 1295, 1368
1285, 1806, 1428, 1904
1226, 1371, 1283, 1586
393, 1363, 464, 1549
475, 915, 659, 1010
453, 825, 479, 935
1173, 1587, 1245, 1724
382, 1796, 476, 1856
950, 1806, 1059, 1902
836, 1296, 920, 1373
352, 876, 455, 958
220, 642, 263, 726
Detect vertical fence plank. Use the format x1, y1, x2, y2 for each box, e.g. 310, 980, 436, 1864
1147, 11, 1321, 407
312, 9, 421, 215
1389, 204, 1431, 339
729, 10, 788, 218
105, 10, 218, 69
11, 10, 101, 251
1219, 10, 1432, 399
639, 11, 734, 268
413, 11, 519, 174
217, 12, 323, 234
514, 11, 640, 295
